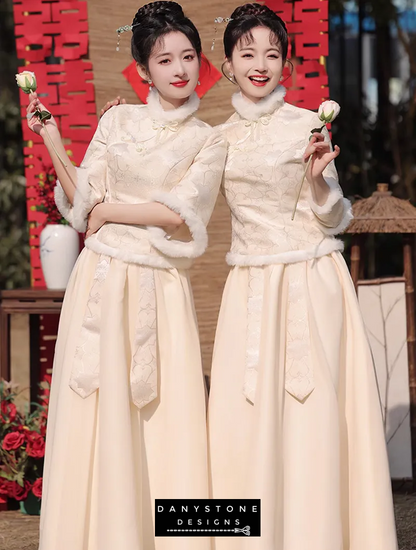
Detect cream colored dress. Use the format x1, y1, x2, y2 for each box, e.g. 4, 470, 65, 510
208, 86, 398, 550
40, 90, 226, 550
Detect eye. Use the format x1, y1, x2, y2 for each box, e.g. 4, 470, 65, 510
184, 54, 195, 61
159, 58, 170, 65
268, 54, 279, 59
242, 54, 253, 58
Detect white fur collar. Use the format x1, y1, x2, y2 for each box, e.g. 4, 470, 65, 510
232, 85, 286, 121
146, 88, 200, 124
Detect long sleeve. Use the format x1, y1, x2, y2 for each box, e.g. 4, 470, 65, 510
54, 110, 112, 233
306, 124, 353, 235
147, 131, 227, 258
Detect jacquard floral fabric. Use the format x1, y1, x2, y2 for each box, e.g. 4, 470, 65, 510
220, 85, 353, 267
55, 89, 226, 268
52, 91, 226, 409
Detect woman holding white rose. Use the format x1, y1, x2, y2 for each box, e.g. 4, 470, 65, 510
207, 4, 398, 550
20, 3, 226, 550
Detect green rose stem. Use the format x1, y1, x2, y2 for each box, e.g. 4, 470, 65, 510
291, 125, 325, 221
35, 110, 68, 168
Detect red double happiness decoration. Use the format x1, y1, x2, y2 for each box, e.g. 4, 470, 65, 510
13, 0, 97, 287
266, 0, 330, 109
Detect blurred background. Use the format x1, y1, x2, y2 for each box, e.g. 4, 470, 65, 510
328, 0, 416, 277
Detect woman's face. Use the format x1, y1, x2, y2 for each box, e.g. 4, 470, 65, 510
228, 26, 284, 104
138, 31, 200, 107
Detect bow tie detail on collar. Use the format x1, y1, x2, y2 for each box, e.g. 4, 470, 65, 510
152, 120, 180, 141
244, 113, 272, 127
244, 113, 272, 141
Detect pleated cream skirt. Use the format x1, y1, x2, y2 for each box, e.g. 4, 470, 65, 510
208, 252, 398, 550
39, 248, 210, 550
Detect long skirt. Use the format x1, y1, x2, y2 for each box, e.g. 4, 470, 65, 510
208, 252, 398, 550
39, 248, 211, 550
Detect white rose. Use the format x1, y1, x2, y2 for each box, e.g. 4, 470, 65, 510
318, 100, 340, 123
15, 71, 37, 93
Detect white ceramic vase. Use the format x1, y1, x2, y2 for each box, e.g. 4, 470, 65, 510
40, 224, 79, 289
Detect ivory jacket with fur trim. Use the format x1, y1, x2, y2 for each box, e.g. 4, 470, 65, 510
55, 90, 226, 269
219, 86, 353, 266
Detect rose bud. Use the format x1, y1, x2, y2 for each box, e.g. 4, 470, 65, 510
15, 71, 37, 94
318, 100, 341, 124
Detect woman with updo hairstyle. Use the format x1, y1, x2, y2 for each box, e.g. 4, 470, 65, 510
25, 2, 226, 549
208, 3, 398, 550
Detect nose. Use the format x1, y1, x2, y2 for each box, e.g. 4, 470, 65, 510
254, 61, 268, 73
173, 59, 187, 78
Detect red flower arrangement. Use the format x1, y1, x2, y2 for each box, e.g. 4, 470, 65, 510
0, 377, 50, 503
33, 160, 69, 226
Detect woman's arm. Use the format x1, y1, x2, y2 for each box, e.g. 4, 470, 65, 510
86, 202, 183, 238
85, 131, 227, 257
303, 127, 352, 234
304, 132, 340, 206
27, 92, 77, 204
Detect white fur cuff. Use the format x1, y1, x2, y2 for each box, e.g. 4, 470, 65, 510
147, 192, 208, 259
54, 169, 94, 233
71, 167, 93, 233
318, 198, 354, 235
54, 183, 74, 225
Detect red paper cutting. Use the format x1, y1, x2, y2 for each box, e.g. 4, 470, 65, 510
265, 0, 329, 109
13, 1, 51, 26
51, 1, 88, 23
16, 35, 52, 62
55, 33, 89, 60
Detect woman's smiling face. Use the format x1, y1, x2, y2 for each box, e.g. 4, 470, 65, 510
227, 26, 284, 104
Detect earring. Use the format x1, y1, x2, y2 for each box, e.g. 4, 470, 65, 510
197, 80, 201, 86
221, 61, 238, 86
148, 79, 153, 89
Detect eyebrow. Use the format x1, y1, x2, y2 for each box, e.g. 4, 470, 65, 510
239, 46, 280, 52
155, 48, 196, 58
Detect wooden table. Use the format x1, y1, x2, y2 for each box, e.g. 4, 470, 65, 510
0, 288, 65, 403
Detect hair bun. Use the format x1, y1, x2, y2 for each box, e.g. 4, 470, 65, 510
231, 3, 281, 21
133, 1, 184, 26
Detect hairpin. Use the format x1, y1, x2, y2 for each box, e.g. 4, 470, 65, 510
116, 23, 139, 51
211, 17, 232, 51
